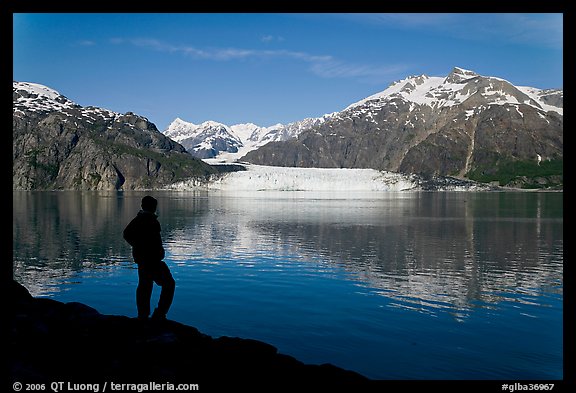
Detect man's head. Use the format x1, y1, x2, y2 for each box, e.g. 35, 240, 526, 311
141, 195, 158, 213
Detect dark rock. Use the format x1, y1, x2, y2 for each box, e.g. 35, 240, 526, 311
9, 281, 373, 391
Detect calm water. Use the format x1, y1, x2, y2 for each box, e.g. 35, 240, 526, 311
12, 190, 563, 380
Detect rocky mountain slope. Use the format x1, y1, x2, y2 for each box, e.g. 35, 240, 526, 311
240, 67, 562, 188
13, 82, 216, 190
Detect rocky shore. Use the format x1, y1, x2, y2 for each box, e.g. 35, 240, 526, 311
9, 281, 372, 391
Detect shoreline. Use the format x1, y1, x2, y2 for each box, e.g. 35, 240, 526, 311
9, 280, 371, 391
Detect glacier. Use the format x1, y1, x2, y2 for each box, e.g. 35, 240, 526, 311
166, 164, 493, 193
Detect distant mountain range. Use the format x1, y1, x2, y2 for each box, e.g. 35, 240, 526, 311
13, 66, 563, 190
163, 117, 329, 160
165, 67, 562, 188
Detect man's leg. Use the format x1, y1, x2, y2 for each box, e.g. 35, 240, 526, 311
137, 267, 154, 319
152, 261, 175, 319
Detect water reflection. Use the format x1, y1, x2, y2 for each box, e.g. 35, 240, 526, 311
12, 190, 211, 295
164, 192, 562, 321
12, 190, 563, 379
13, 191, 563, 319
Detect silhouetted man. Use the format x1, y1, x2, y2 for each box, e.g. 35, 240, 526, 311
123, 195, 175, 320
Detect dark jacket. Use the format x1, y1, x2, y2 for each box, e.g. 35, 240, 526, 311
123, 210, 165, 265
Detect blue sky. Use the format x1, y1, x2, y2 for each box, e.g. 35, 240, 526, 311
13, 13, 563, 130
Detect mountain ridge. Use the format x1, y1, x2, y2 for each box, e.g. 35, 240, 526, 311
239, 67, 562, 189
13, 81, 217, 190
13, 65, 563, 190
163, 116, 330, 161
162, 67, 562, 190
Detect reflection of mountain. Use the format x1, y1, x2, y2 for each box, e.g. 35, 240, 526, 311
165, 192, 563, 319
14, 191, 562, 317
12, 191, 210, 295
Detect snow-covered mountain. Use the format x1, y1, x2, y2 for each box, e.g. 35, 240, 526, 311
163, 115, 331, 161
13, 82, 82, 112
13, 81, 215, 190
343, 66, 562, 115
242, 67, 562, 188
164, 119, 244, 159
164, 67, 562, 173
13, 66, 563, 191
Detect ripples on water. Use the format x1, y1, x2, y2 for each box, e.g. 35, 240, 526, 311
13, 190, 563, 380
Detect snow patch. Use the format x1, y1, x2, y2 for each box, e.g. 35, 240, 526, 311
15, 82, 63, 100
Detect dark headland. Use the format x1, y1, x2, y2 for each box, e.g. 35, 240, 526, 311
9, 280, 374, 391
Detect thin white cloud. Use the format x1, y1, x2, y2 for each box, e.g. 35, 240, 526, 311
353, 13, 457, 28
309, 60, 409, 82
496, 13, 563, 49
74, 40, 96, 47
126, 38, 332, 62
110, 37, 405, 83
261, 35, 285, 43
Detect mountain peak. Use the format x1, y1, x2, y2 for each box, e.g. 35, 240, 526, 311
445, 67, 480, 83
201, 120, 229, 129
14, 81, 64, 100
13, 81, 80, 113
